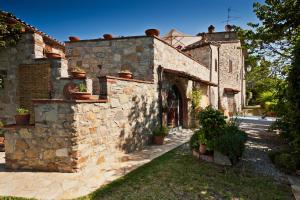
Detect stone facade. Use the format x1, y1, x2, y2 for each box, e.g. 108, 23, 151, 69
66, 37, 154, 94
4, 77, 156, 172
0, 14, 246, 173
0, 32, 64, 124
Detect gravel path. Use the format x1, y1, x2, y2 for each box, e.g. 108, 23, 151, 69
237, 118, 287, 183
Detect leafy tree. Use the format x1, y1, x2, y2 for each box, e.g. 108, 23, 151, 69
286, 41, 300, 153
237, 0, 300, 74
0, 11, 22, 48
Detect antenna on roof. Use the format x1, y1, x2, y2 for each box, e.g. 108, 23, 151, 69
221, 7, 240, 24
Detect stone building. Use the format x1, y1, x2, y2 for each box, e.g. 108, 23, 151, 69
1, 13, 246, 172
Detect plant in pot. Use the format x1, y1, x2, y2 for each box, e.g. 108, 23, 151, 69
15, 108, 30, 125
198, 129, 208, 154
70, 66, 86, 78
118, 69, 133, 79
152, 125, 170, 145
71, 83, 91, 100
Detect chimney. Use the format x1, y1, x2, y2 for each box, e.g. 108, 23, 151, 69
208, 25, 215, 33
225, 24, 233, 32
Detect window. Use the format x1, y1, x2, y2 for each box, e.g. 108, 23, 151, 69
215, 59, 218, 71
229, 60, 233, 73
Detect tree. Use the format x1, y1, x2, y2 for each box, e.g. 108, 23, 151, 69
237, 0, 300, 74
0, 11, 22, 48
286, 41, 300, 153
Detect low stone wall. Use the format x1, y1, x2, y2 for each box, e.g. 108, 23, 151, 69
3, 76, 158, 172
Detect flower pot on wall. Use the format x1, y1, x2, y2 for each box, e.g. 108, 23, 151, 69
153, 136, 164, 145
71, 92, 91, 100
69, 36, 80, 42
71, 71, 86, 78
15, 114, 30, 125
118, 71, 133, 79
103, 34, 113, 39
145, 29, 160, 37
199, 144, 206, 155
46, 52, 61, 59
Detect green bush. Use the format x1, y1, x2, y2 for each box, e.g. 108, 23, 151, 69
189, 132, 199, 150
198, 106, 226, 140
214, 125, 247, 164
274, 153, 297, 173
152, 125, 169, 137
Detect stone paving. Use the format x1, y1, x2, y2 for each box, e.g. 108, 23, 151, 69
0, 129, 192, 200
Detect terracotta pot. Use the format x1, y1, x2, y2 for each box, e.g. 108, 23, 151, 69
71, 71, 86, 78
71, 92, 91, 100
15, 114, 30, 125
46, 52, 61, 59
118, 72, 133, 79
199, 144, 206, 155
0, 136, 4, 144
153, 136, 164, 145
145, 29, 160, 37
69, 36, 80, 42
103, 34, 113, 39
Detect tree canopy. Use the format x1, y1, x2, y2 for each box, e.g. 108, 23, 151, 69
0, 11, 22, 48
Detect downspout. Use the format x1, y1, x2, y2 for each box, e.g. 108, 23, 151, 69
217, 46, 220, 110
157, 65, 163, 127
241, 49, 244, 108
208, 45, 212, 105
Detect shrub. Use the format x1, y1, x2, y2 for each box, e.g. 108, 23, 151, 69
214, 125, 247, 164
198, 129, 207, 145
152, 125, 169, 137
189, 132, 199, 150
274, 153, 297, 173
198, 106, 226, 140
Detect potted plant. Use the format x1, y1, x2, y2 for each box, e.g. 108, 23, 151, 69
198, 129, 207, 154
103, 34, 113, 39
69, 36, 80, 42
145, 29, 160, 37
71, 83, 91, 100
118, 69, 133, 79
152, 125, 170, 145
15, 108, 30, 125
70, 66, 86, 78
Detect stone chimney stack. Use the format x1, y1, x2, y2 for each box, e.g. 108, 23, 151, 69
225, 24, 233, 32
208, 25, 215, 33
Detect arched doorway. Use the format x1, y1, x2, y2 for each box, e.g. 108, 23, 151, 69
167, 85, 183, 127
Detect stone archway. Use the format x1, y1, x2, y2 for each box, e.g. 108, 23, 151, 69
166, 84, 188, 128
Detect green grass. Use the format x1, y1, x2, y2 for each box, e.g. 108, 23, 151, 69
78, 145, 292, 200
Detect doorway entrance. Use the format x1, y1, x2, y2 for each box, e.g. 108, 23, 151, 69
167, 85, 183, 127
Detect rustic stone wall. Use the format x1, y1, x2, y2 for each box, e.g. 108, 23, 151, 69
153, 39, 210, 84
75, 77, 157, 169
0, 33, 65, 124
65, 37, 154, 94
4, 103, 77, 172
0, 33, 35, 124
4, 76, 157, 172
218, 42, 244, 113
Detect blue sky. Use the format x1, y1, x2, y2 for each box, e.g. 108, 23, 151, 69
0, 0, 262, 42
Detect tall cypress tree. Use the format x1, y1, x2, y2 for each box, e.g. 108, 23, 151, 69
287, 41, 300, 153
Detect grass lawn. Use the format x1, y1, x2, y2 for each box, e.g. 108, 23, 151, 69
78, 145, 292, 200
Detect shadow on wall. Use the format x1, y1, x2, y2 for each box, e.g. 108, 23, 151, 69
118, 95, 158, 153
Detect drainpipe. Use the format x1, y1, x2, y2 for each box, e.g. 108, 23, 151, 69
217, 46, 220, 110
157, 65, 163, 127
208, 45, 212, 105
241, 49, 244, 108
